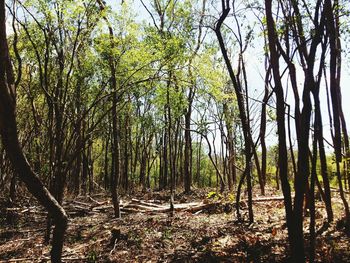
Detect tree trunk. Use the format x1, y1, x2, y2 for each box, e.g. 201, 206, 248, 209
123, 114, 129, 192
166, 81, 175, 217
140, 145, 147, 191
184, 108, 192, 193
162, 112, 168, 190
314, 92, 333, 222
196, 135, 202, 187
215, 1, 253, 223
260, 66, 270, 190
97, 0, 120, 218
325, 0, 350, 233
309, 123, 318, 263
0, 3, 68, 261
111, 105, 121, 218
265, 0, 295, 258
104, 131, 110, 190
73, 81, 82, 195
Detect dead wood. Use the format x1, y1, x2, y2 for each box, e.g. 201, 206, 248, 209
88, 195, 108, 206
49, 196, 289, 218
130, 199, 166, 208
120, 201, 220, 214
72, 200, 91, 207
246, 196, 286, 202
92, 205, 114, 212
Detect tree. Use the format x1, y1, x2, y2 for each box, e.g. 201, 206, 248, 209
265, 0, 299, 260
215, 0, 254, 223
324, 0, 350, 233
265, 0, 349, 261
0, 1, 67, 262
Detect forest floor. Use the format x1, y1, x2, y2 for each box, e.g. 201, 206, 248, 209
0, 187, 350, 262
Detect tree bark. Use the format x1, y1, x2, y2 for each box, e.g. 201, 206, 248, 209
215, 0, 254, 223
265, 0, 295, 258
325, 0, 350, 233
184, 106, 192, 193
314, 91, 333, 222
0, 2, 67, 261
97, 0, 121, 218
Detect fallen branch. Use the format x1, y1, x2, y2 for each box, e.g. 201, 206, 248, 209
88, 195, 109, 206
72, 200, 91, 207
246, 196, 286, 202
130, 199, 166, 208
120, 200, 220, 214
92, 205, 113, 212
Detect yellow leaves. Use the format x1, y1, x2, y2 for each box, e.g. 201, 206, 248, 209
207, 191, 222, 199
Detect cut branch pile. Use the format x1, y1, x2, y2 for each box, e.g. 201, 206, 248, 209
4, 195, 289, 218
122, 199, 219, 214
64, 195, 290, 217
64, 198, 220, 216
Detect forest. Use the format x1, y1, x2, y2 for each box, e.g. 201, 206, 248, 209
0, 0, 350, 262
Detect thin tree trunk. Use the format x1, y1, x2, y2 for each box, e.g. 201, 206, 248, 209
265, 0, 295, 257
314, 92, 333, 222
123, 114, 129, 191
162, 126, 168, 189
196, 135, 202, 187
325, 0, 350, 232
215, 1, 253, 223
166, 81, 175, 217
97, 0, 120, 218
309, 126, 318, 263
184, 108, 192, 193
104, 130, 110, 190
111, 105, 120, 218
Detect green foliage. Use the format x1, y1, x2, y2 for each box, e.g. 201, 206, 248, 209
87, 250, 97, 263
161, 228, 172, 240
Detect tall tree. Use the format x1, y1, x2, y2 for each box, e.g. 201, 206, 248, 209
265, 0, 295, 259
0, 1, 67, 262
96, 0, 121, 218
324, 0, 350, 233
215, 0, 254, 223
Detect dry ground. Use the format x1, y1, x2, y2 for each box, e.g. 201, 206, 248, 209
0, 188, 349, 262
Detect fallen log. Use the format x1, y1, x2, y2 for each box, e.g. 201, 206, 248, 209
182, 202, 219, 213
124, 203, 167, 212
72, 200, 91, 208
130, 199, 166, 208
245, 196, 286, 202
92, 204, 114, 212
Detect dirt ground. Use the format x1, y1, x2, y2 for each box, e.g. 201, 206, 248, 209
0, 188, 349, 262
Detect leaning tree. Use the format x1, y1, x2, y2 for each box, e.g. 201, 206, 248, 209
0, 1, 67, 262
